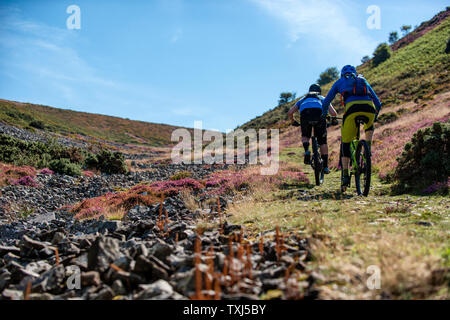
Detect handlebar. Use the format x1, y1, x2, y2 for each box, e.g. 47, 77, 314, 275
291, 116, 342, 127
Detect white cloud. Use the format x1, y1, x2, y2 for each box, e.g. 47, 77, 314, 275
250, 0, 376, 55
0, 11, 118, 90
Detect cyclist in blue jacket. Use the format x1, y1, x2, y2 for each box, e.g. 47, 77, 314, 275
321, 65, 382, 187
288, 84, 337, 174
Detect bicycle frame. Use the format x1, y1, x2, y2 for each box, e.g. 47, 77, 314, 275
352, 120, 371, 176
343, 119, 367, 175
349, 140, 359, 173
337, 116, 372, 195
349, 121, 364, 173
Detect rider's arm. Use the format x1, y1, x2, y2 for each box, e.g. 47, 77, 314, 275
288, 100, 301, 122
328, 103, 337, 117
288, 105, 298, 121
366, 80, 382, 112
321, 81, 339, 116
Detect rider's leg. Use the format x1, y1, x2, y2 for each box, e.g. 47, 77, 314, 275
363, 112, 376, 149
302, 136, 310, 152
316, 119, 329, 171
365, 127, 374, 151
318, 130, 329, 170
341, 142, 351, 186
342, 143, 351, 174
319, 144, 328, 157
300, 110, 311, 153
342, 156, 350, 172
341, 111, 356, 182
301, 119, 312, 165
302, 136, 311, 165
320, 144, 330, 173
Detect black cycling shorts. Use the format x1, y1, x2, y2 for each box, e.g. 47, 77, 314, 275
300, 108, 327, 145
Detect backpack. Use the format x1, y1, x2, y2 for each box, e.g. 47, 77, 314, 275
298, 93, 322, 113
352, 74, 368, 96
340, 74, 368, 106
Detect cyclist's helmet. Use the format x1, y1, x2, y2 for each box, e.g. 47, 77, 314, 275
308, 84, 321, 94
341, 65, 357, 77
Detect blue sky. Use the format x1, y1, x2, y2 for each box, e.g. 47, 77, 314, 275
0, 0, 448, 132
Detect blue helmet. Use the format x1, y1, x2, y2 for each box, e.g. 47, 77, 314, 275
341, 65, 357, 77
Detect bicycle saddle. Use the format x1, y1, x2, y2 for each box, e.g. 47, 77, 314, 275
354, 115, 369, 124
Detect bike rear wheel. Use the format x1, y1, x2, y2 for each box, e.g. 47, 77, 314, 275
311, 138, 323, 186
355, 140, 371, 196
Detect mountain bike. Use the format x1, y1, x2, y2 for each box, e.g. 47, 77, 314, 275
309, 120, 325, 186
292, 120, 324, 186
338, 116, 372, 196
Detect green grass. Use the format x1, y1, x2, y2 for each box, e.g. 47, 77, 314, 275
226, 157, 450, 299
225, 147, 450, 299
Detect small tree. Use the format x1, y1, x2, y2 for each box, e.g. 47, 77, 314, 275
446, 37, 450, 54
372, 43, 391, 67
278, 92, 294, 105
29, 120, 45, 130
361, 56, 370, 64
400, 25, 412, 36
393, 122, 450, 194
317, 67, 339, 86
388, 31, 399, 44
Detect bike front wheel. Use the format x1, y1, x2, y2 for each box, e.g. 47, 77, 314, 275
355, 140, 371, 196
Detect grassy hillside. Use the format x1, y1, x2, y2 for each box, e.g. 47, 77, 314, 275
239, 8, 450, 131
227, 164, 449, 299
359, 14, 450, 106
0, 99, 191, 147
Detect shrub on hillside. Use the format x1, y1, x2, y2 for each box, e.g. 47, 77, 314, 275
0, 134, 127, 176
278, 92, 296, 106
372, 43, 391, 67
84, 153, 99, 170
29, 120, 45, 130
49, 158, 82, 176
0, 134, 83, 168
39, 168, 54, 175
317, 67, 339, 86
170, 171, 192, 180
400, 25, 412, 36
361, 56, 370, 64
393, 121, 450, 194
446, 37, 450, 54
85, 150, 127, 174
0, 163, 37, 187
389, 31, 399, 45
15, 176, 39, 187
59, 147, 85, 164
377, 112, 399, 125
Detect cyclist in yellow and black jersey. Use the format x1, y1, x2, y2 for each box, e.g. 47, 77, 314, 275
321, 65, 382, 187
